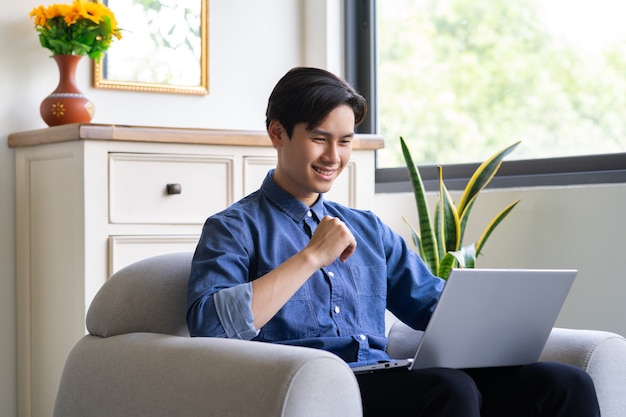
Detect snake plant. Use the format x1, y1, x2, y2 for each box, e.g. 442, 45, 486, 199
401, 138, 521, 279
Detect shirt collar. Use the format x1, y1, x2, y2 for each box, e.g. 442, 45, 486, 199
261, 170, 325, 222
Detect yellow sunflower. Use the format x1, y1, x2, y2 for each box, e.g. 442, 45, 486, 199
30, 0, 122, 60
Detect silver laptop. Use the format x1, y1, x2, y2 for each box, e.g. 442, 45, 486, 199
352, 268, 576, 374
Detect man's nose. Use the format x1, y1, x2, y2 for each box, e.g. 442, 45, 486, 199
323, 143, 340, 162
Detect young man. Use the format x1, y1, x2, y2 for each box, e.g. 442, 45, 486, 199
186, 67, 600, 416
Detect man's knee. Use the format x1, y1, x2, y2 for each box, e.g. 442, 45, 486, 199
523, 362, 595, 393
417, 368, 482, 413
522, 362, 600, 416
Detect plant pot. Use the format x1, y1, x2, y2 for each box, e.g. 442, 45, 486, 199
40, 54, 95, 126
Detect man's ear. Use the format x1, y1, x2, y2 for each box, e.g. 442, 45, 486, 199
268, 119, 285, 147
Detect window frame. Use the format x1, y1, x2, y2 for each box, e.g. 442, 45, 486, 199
345, 0, 626, 192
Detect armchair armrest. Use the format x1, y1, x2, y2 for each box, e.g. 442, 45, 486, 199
53, 334, 362, 417
539, 327, 626, 417
385, 319, 424, 360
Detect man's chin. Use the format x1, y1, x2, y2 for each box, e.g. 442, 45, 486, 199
317, 182, 335, 194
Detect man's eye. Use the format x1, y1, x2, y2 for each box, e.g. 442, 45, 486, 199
312, 137, 326, 142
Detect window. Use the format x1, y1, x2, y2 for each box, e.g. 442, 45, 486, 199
346, 0, 626, 186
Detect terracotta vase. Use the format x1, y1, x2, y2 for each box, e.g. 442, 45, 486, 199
40, 54, 95, 127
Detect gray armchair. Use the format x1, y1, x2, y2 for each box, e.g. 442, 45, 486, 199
53, 252, 626, 417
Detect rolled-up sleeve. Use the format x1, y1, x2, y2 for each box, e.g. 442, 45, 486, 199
214, 283, 259, 339
186, 215, 259, 339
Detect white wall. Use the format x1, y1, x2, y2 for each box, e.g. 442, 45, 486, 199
86, 0, 305, 130
373, 183, 626, 336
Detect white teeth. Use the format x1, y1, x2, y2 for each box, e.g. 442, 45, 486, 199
314, 167, 334, 175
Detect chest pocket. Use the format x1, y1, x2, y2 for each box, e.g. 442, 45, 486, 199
350, 264, 387, 335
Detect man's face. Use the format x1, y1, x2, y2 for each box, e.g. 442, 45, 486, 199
269, 104, 355, 206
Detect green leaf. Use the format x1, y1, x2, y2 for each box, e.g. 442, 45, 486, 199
438, 252, 458, 280
438, 166, 461, 253
457, 197, 476, 247
402, 216, 425, 260
457, 141, 521, 218
475, 200, 520, 256
433, 200, 444, 261
401, 137, 439, 274
439, 244, 476, 280
460, 244, 476, 268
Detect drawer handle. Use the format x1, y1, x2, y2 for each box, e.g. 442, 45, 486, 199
166, 183, 182, 195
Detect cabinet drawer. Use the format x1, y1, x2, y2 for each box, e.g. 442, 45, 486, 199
109, 153, 234, 224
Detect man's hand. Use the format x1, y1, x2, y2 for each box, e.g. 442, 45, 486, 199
306, 215, 357, 266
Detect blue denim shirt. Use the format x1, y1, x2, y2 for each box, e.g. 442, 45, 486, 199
186, 170, 445, 366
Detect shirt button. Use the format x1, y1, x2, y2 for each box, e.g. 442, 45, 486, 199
359, 334, 366, 341
334, 306, 340, 314
328, 271, 335, 277
307, 210, 313, 217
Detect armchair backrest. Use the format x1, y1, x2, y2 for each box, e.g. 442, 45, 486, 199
86, 252, 194, 338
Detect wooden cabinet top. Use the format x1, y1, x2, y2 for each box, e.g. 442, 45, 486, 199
8, 123, 385, 150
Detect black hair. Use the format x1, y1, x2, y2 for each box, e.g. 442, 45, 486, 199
265, 67, 367, 138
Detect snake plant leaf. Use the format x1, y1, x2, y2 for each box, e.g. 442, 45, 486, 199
475, 200, 520, 256
401, 137, 439, 273
402, 216, 425, 260
438, 167, 461, 254
457, 197, 476, 247
433, 200, 444, 261
460, 244, 476, 268
438, 252, 459, 280
457, 141, 521, 217
434, 200, 450, 261
438, 245, 477, 280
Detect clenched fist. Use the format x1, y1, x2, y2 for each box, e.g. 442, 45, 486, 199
306, 215, 357, 267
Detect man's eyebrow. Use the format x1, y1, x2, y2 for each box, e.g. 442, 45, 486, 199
310, 128, 355, 139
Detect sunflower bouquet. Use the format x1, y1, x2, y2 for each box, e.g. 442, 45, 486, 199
30, 0, 122, 61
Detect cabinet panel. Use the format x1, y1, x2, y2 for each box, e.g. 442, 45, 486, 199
108, 235, 200, 276
243, 156, 275, 195
26, 153, 85, 417
109, 153, 234, 224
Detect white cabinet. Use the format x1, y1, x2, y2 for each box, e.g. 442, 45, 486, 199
9, 123, 383, 417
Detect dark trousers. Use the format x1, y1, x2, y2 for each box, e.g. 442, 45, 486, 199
356, 362, 600, 417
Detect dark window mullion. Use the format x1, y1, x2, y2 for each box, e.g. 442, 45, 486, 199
344, 0, 377, 135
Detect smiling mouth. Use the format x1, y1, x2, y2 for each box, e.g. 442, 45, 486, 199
313, 166, 337, 177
